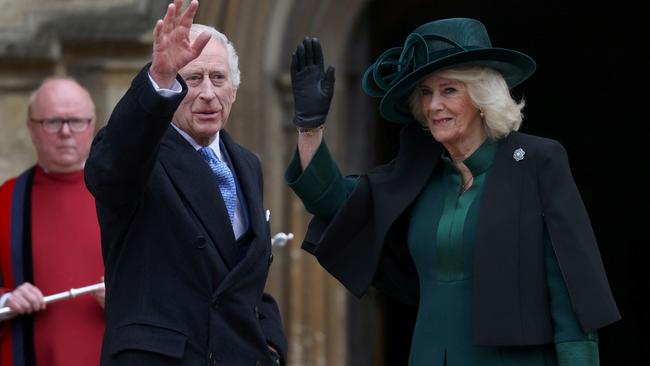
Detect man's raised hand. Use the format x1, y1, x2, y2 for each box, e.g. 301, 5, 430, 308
150, 0, 211, 88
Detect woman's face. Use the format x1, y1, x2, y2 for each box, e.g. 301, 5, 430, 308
416, 72, 484, 148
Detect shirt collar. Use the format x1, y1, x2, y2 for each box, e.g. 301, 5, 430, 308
464, 138, 497, 176
441, 138, 498, 176
171, 124, 223, 161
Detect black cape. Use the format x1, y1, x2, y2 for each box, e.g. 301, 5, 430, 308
302, 123, 620, 346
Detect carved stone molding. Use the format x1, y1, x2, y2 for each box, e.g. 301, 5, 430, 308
0, 0, 169, 61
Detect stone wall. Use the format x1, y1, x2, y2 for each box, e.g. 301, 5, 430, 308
0, 0, 167, 182
0, 1, 377, 365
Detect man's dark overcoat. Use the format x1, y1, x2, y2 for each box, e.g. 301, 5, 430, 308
85, 66, 287, 365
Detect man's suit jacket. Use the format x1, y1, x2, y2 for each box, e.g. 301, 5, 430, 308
85, 66, 287, 366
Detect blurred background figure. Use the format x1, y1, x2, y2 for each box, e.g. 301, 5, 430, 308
0, 77, 105, 366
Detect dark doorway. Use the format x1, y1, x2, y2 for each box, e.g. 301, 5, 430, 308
344, 1, 646, 365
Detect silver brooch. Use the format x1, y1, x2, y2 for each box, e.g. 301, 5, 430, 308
513, 148, 525, 162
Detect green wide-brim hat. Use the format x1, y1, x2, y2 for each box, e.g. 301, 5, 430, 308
362, 18, 536, 124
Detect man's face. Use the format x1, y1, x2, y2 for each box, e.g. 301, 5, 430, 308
27, 80, 96, 173
173, 39, 237, 146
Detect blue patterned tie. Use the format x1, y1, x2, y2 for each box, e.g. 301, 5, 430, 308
198, 147, 238, 226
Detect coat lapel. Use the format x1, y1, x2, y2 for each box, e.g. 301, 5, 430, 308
220, 131, 266, 264
159, 127, 240, 270
474, 133, 526, 333
476, 133, 525, 246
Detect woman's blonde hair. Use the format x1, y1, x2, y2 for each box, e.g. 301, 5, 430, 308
408, 66, 525, 140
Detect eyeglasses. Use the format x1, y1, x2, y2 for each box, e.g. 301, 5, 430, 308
29, 117, 93, 133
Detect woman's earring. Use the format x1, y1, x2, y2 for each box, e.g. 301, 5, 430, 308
479, 109, 485, 118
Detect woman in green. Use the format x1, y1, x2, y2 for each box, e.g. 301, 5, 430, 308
286, 18, 620, 365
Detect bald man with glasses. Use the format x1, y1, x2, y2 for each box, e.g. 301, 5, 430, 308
0, 77, 105, 366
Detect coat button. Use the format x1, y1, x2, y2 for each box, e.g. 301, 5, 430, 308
194, 236, 207, 249
212, 295, 220, 308
255, 361, 262, 366
268, 253, 274, 265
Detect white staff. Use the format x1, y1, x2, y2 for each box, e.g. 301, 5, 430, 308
0, 282, 105, 317
271, 232, 294, 247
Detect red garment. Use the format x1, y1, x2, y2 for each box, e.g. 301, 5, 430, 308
0, 176, 18, 366
1, 166, 104, 366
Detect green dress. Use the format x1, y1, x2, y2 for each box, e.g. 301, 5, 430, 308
286, 138, 599, 366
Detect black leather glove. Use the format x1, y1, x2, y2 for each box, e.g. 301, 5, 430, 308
291, 37, 335, 128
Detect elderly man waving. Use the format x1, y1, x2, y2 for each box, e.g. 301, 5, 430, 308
84, 1, 287, 365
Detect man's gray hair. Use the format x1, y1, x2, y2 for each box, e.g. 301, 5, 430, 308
190, 24, 241, 89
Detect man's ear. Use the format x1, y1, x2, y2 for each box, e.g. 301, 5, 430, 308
26, 119, 37, 144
